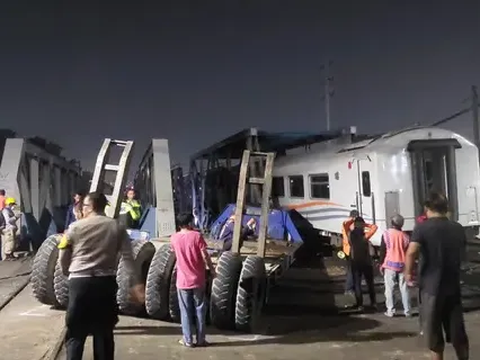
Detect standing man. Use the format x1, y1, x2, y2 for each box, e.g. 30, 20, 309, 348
58, 192, 144, 360
171, 212, 215, 348
124, 188, 141, 228
343, 216, 378, 311
0, 189, 6, 210
341, 210, 359, 295
2, 197, 20, 260
65, 190, 85, 229
405, 192, 469, 360
379, 214, 411, 317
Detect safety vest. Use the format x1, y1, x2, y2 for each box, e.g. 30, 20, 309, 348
381, 228, 410, 272
125, 199, 141, 221
105, 200, 141, 220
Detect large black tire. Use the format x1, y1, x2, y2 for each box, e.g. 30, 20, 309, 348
145, 244, 176, 320
53, 261, 69, 308
168, 267, 181, 322
210, 251, 243, 330
235, 255, 267, 333
31, 234, 62, 306
205, 269, 213, 325
116, 239, 156, 316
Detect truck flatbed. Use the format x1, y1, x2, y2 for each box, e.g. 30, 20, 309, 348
150, 237, 301, 279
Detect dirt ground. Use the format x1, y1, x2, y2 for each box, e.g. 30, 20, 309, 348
1, 242, 480, 360
54, 305, 480, 360
55, 245, 480, 360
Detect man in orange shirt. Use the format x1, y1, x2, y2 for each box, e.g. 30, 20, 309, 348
342, 210, 377, 295
342, 210, 358, 295
343, 216, 378, 310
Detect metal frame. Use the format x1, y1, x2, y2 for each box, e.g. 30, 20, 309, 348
134, 139, 176, 237
189, 127, 348, 231
231, 150, 275, 258
89, 139, 134, 219
0, 138, 82, 246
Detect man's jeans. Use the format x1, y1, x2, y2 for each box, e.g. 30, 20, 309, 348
384, 268, 411, 316
177, 287, 207, 345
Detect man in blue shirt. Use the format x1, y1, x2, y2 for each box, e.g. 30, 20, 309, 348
65, 190, 85, 230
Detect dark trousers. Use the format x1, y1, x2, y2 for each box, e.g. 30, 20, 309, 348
65, 276, 119, 360
345, 257, 354, 292
351, 262, 376, 307
421, 291, 469, 357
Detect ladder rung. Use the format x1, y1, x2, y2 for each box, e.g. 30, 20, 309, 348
104, 164, 120, 172
250, 151, 270, 157
249, 177, 265, 185
112, 140, 129, 146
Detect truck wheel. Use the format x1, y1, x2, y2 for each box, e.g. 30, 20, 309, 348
168, 267, 181, 322
31, 234, 62, 306
145, 244, 176, 319
206, 270, 213, 325
117, 239, 155, 316
235, 255, 267, 332
53, 261, 69, 308
210, 251, 242, 330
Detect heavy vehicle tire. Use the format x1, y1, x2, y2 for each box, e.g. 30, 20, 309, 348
205, 269, 213, 325
168, 267, 181, 322
210, 251, 243, 330
145, 244, 176, 320
235, 255, 267, 333
31, 234, 62, 306
116, 239, 155, 316
53, 261, 69, 308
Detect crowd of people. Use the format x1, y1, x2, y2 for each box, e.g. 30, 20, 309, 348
16, 184, 466, 360
341, 191, 469, 360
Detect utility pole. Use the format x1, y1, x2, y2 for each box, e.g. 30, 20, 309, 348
320, 61, 334, 131
472, 85, 479, 152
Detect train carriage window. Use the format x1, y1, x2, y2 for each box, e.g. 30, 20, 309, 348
310, 173, 330, 199
362, 171, 371, 197
272, 176, 285, 197
288, 175, 304, 198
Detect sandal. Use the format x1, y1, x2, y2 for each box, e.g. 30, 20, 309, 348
178, 339, 194, 348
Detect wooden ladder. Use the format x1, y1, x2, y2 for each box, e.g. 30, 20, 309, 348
231, 150, 275, 257
89, 139, 134, 219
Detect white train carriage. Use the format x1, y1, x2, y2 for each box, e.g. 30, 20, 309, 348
272, 126, 480, 247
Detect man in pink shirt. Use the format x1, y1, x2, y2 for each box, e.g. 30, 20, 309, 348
171, 213, 215, 347
0, 189, 6, 210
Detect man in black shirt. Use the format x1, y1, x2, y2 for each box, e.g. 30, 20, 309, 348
405, 192, 469, 360
344, 216, 378, 311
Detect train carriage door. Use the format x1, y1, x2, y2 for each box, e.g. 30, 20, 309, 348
408, 139, 461, 221
354, 156, 376, 224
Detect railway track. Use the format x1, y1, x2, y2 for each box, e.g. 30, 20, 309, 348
0, 257, 66, 360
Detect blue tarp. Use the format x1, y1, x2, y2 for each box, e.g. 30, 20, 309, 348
209, 204, 303, 244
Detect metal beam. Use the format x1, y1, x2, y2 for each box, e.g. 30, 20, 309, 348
0, 138, 82, 247
152, 139, 176, 237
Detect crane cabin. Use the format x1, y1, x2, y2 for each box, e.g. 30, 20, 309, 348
272, 126, 480, 247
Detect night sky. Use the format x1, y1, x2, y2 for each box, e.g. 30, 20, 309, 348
1, 1, 479, 171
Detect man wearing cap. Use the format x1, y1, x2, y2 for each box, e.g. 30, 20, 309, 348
379, 214, 411, 317
2, 197, 20, 260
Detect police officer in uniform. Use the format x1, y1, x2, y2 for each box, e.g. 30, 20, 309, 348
58, 191, 144, 360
